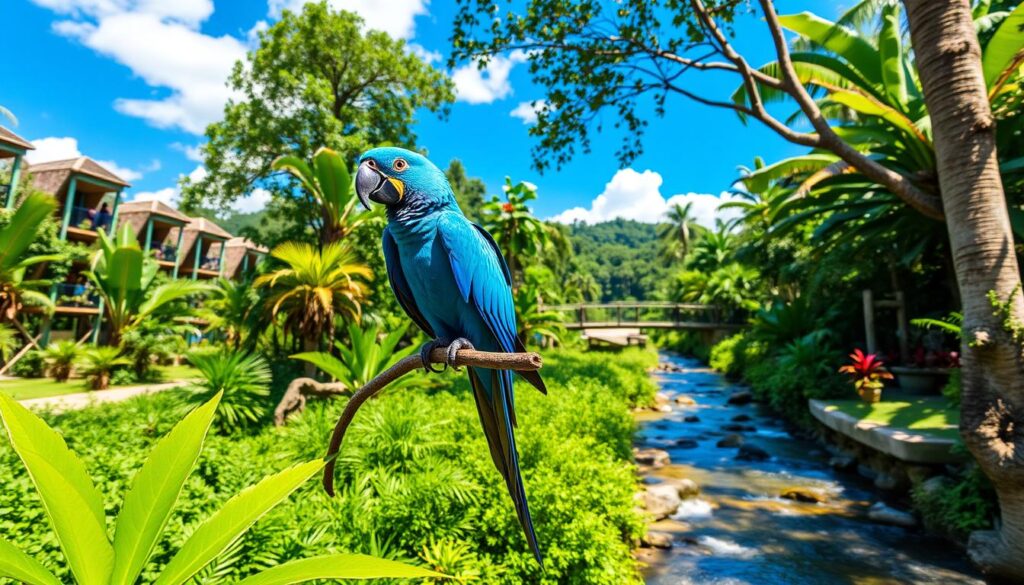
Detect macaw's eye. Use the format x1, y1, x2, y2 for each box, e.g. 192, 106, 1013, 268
365, 159, 378, 169
392, 158, 408, 172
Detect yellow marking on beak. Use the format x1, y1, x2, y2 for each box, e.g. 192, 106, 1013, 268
388, 177, 405, 201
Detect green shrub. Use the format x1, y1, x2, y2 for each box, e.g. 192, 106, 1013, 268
709, 331, 767, 379
78, 346, 131, 390
42, 340, 80, 382
111, 367, 137, 386
10, 350, 44, 378
654, 330, 710, 361
186, 350, 272, 433
942, 368, 962, 407
912, 466, 995, 541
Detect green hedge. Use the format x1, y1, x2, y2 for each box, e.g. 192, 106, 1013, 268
0, 347, 651, 584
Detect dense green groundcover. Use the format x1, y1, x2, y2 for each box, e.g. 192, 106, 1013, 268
0, 347, 656, 584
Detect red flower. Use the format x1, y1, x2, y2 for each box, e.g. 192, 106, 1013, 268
839, 348, 894, 380
502, 203, 515, 213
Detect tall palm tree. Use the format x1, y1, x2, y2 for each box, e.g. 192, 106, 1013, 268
0, 194, 60, 336
688, 221, 735, 273
254, 240, 372, 351
202, 277, 263, 350
657, 202, 702, 264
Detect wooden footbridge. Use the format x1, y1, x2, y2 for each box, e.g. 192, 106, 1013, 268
540, 302, 745, 347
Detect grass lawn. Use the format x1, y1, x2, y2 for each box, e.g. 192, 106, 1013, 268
0, 364, 202, 401
821, 395, 960, 441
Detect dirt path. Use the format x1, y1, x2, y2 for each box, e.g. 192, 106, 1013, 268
19, 380, 188, 413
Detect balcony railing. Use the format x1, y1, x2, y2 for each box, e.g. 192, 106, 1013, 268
68, 205, 113, 232
55, 283, 99, 307
151, 242, 178, 263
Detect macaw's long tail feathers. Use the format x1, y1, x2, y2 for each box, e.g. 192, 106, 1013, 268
468, 366, 543, 565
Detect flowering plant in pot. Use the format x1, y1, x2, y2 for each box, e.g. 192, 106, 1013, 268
839, 349, 893, 403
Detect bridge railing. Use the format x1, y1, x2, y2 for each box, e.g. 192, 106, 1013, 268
540, 302, 739, 328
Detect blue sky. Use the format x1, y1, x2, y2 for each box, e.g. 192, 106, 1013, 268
2, 0, 848, 225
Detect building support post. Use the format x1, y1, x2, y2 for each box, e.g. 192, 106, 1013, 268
217, 241, 226, 277
144, 217, 155, 252
862, 289, 877, 355
59, 177, 77, 240
5, 154, 22, 208
108, 190, 122, 235
173, 227, 185, 278
193, 236, 203, 280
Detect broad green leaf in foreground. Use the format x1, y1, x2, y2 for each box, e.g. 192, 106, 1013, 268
235, 553, 446, 585
109, 393, 222, 585
154, 458, 326, 585
0, 393, 113, 585
0, 538, 61, 585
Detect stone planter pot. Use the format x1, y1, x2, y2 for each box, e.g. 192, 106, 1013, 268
857, 385, 882, 404
889, 367, 951, 395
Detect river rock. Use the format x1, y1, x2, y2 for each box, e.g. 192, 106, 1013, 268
675, 395, 697, 406
731, 414, 752, 422
655, 391, 671, 405
727, 391, 753, 405
829, 454, 857, 471
736, 443, 770, 461
674, 478, 700, 498
675, 438, 699, 449
919, 475, 951, 496
644, 484, 682, 520
641, 531, 674, 549
867, 502, 917, 527
657, 404, 673, 413
722, 423, 756, 433
874, 473, 903, 491
716, 434, 744, 448
683, 415, 701, 423
780, 487, 828, 503
635, 448, 671, 467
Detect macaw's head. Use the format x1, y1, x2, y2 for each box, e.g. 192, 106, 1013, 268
355, 147, 451, 213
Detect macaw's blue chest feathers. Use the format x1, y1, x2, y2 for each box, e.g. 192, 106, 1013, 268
385, 185, 458, 225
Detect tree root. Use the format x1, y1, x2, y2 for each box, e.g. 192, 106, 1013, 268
274, 377, 349, 426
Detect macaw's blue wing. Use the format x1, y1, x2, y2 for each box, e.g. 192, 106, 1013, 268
436, 212, 543, 563
382, 226, 435, 338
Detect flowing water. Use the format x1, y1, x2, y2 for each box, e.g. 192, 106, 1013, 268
638, 353, 985, 585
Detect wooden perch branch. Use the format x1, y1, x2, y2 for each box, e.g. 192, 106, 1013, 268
274, 377, 349, 426
321, 346, 543, 496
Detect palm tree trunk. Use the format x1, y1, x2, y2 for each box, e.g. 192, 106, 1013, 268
904, 0, 1024, 578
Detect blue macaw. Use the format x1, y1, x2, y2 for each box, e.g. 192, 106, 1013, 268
354, 146, 547, 563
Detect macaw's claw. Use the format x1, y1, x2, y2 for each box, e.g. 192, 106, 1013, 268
420, 338, 450, 374
446, 338, 475, 371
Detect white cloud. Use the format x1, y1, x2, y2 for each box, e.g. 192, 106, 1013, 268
171, 142, 204, 162
268, 0, 428, 39
510, 100, 545, 124
234, 187, 272, 214
132, 187, 179, 205
408, 42, 441, 65
452, 50, 527, 104
24, 136, 82, 163
25, 135, 147, 182
37, 1, 246, 134
548, 168, 742, 227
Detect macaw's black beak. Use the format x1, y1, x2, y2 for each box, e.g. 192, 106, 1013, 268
355, 161, 404, 210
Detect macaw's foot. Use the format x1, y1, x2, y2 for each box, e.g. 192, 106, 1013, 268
419, 338, 450, 374
446, 338, 475, 371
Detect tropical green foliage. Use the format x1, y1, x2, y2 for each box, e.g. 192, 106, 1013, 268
86, 225, 211, 346
0, 392, 439, 584
292, 321, 419, 390
78, 346, 131, 390
202, 277, 263, 350
255, 241, 372, 349
0, 193, 61, 322
42, 340, 80, 383
272, 147, 377, 244
0, 324, 18, 362
0, 347, 651, 583
187, 351, 272, 433
481, 179, 559, 286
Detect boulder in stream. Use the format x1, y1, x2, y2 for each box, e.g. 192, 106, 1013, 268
726, 390, 753, 405
683, 415, 701, 423
673, 478, 700, 498
780, 487, 828, 503
675, 438, 699, 449
644, 484, 682, 520
641, 531, 674, 549
716, 434, 745, 448
731, 414, 752, 422
674, 395, 697, 405
736, 443, 770, 461
867, 502, 917, 527
722, 423, 757, 433
635, 448, 671, 467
